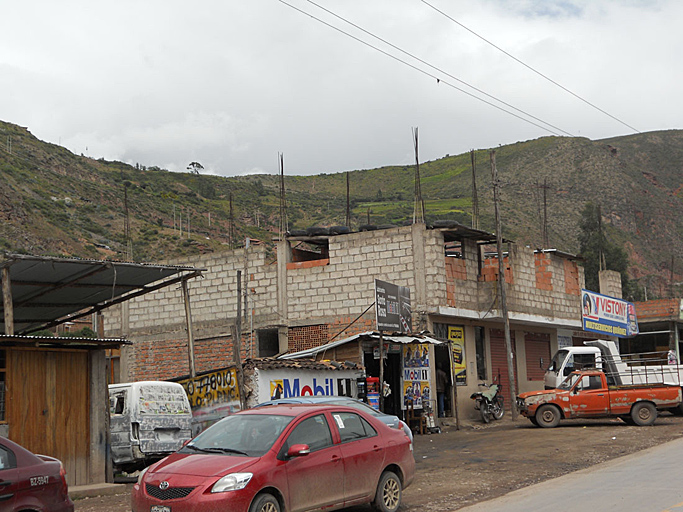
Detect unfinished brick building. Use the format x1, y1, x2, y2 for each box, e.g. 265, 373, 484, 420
104, 222, 593, 418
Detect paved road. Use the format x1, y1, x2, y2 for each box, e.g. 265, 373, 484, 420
456, 436, 683, 512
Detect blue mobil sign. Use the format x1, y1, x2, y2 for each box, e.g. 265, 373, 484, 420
581, 289, 639, 337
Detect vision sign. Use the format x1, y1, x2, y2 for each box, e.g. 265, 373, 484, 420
375, 279, 412, 333
581, 289, 638, 337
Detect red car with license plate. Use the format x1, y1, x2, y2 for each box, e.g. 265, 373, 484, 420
132, 404, 415, 512
0, 436, 74, 512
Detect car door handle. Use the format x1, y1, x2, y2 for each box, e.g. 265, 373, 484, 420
0, 481, 11, 488
331, 454, 341, 462
373, 445, 381, 452
596, 394, 604, 396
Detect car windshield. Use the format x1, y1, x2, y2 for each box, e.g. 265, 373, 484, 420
558, 373, 580, 390
182, 414, 293, 457
548, 350, 569, 372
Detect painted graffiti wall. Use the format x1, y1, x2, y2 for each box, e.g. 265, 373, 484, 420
177, 367, 241, 435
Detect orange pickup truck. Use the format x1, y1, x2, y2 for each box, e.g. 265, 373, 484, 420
516, 370, 682, 428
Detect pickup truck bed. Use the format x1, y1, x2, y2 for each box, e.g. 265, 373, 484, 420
517, 370, 682, 428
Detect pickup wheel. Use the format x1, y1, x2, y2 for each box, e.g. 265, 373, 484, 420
529, 417, 539, 427
631, 401, 657, 426
535, 404, 561, 428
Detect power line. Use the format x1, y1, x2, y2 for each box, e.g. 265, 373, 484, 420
421, 0, 640, 134
276, 0, 569, 136
301, 0, 575, 137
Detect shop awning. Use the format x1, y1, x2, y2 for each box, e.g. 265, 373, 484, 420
279, 330, 445, 360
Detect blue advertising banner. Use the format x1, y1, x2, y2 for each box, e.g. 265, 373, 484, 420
581, 289, 639, 337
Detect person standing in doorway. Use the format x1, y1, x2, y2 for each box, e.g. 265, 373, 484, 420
436, 364, 448, 418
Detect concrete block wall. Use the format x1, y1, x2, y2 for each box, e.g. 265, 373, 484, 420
286, 226, 417, 323
599, 269, 623, 298
504, 246, 582, 321
104, 246, 278, 338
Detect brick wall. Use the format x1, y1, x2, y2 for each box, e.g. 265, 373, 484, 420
288, 324, 330, 353
634, 299, 679, 320
535, 252, 553, 291
564, 259, 581, 295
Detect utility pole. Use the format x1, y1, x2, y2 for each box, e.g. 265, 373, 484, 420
229, 192, 235, 250
346, 172, 351, 228
278, 153, 288, 239
491, 150, 517, 420
412, 127, 425, 224
232, 270, 246, 410
471, 150, 479, 230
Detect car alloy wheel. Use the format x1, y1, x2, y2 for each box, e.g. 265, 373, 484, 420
374, 471, 402, 512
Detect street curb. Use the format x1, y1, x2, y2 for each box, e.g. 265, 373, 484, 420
69, 483, 133, 500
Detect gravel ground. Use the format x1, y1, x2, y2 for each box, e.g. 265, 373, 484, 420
73, 412, 683, 511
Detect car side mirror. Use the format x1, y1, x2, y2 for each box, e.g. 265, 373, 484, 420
287, 444, 311, 458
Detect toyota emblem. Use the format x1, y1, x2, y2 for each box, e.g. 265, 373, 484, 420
159, 481, 170, 490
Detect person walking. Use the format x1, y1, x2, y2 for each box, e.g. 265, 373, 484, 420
436, 364, 449, 418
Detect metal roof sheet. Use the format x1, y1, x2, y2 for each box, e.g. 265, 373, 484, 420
279, 330, 445, 360
1, 253, 203, 334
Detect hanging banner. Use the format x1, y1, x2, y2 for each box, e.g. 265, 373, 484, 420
581, 289, 639, 337
375, 279, 412, 333
448, 326, 467, 386
402, 344, 430, 410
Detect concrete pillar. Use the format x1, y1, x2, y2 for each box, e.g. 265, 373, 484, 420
411, 224, 427, 314
599, 270, 622, 298
276, 241, 292, 353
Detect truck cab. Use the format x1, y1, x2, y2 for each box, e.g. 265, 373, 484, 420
544, 346, 601, 389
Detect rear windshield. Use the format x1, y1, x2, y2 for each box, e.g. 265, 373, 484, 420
139, 385, 191, 415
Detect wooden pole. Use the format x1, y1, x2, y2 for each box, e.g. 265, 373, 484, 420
233, 270, 246, 410
470, 150, 479, 230
181, 278, 196, 378
2, 267, 13, 335
491, 151, 517, 420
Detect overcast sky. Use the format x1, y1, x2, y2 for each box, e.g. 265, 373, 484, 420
1, 1, 681, 177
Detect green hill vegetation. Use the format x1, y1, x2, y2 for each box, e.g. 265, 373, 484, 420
1, 120, 682, 298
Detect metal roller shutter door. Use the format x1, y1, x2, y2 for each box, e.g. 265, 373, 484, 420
524, 332, 551, 381
490, 329, 518, 389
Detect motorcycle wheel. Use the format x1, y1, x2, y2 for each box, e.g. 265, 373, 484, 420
480, 404, 491, 423
491, 396, 505, 420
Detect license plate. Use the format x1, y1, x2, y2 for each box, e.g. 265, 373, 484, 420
151, 506, 171, 512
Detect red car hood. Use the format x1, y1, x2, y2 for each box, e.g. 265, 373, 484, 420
150, 452, 260, 478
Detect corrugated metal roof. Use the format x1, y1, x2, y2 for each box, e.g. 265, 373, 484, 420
279, 330, 445, 360
1, 253, 203, 334
244, 357, 362, 371
0, 334, 130, 350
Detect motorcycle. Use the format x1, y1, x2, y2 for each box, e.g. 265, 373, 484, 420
470, 382, 505, 423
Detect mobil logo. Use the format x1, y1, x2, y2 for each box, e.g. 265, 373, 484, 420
283, 378, 335, 398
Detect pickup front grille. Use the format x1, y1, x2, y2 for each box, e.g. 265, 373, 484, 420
146, 483, 195, 500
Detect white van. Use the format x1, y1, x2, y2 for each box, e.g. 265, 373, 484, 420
109, 381, 193, 470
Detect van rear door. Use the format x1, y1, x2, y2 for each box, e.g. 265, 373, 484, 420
135, 383, 193, 457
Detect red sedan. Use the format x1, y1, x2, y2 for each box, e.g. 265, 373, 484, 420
132, 404, 415, 512
0, 436, 74, 512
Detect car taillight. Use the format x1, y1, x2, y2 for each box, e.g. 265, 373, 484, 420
58, 463, 69, 496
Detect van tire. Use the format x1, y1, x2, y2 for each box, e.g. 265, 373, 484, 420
631, 402, 657, 426
535, 404, 561, 428
250, 493, 280, 512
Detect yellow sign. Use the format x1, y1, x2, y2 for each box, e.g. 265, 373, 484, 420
179, 367, 240, 409
448, 326, 466, 385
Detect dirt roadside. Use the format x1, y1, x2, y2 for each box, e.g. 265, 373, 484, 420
73, 413, 683, 511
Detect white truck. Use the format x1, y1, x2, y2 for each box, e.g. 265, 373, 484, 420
544, 340, 683, 414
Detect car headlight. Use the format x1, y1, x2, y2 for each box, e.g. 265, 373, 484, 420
136, 466, 149, 485
211, 473, 253, 493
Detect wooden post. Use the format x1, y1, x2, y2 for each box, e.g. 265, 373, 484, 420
378, 331, 385, 412
181, 278, 196, 378
491, 151, 518, 420
2, 267, 13, 335
233, 270, 246, 410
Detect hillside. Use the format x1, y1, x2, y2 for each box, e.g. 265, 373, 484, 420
1, 120, 682, 297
